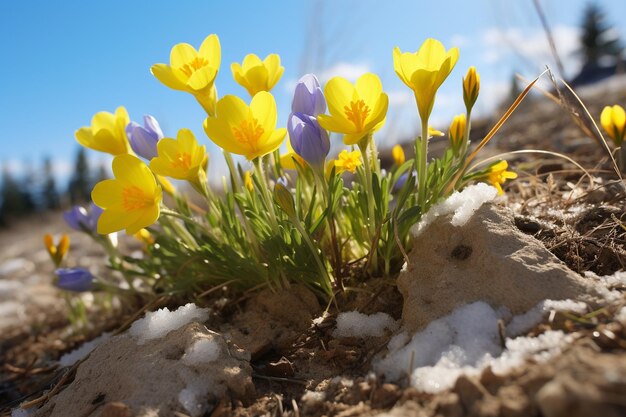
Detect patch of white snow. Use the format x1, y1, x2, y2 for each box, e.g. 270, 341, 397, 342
333, 311, 398, 338
129, 303, 209, 344
413, 183, 498, 236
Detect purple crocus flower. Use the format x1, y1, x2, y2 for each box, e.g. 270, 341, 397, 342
54, 268, 95, 292
64, 203, 103, 232
125, 115, 164, 160
288, 113, 330, 168
288, 74, 330, 169
291, 74, 326, 116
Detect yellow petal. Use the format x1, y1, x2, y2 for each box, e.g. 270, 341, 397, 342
126, 203, 160, 235
611, 105, 626, 128
343, 132, 364, 146
324, 76, 356, 119
264, 54, 284, 88
186, 65, 217, 91
75, 127, 95, 149
416, 38, 447, 70
215, 95, 250, 123
97, 209, 128, 235
250, 91, 277, 133
170, 43, 198, 70
355, 73, 383, 111
204, 118, 245, 154
364, 93, 388, 131
241, 53, 263, 71
198, 34, 221, 70
242, 65, 269, 95
92, 179, 125, 210
393, 47, 411, 87
601, 106, 613, 134
91, 111, 116, 135
317, 114, 353, 133
231, 62, 244, 82
112, 154, 155, 189
151, 64, 187, 91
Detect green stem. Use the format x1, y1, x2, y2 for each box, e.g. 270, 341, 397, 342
253, 158, 279, 231
292, 219, 333, 296
358, 133, 378, 272
313, 169, 342, 283
417, 119, 429, 207
223, 151, 241, 193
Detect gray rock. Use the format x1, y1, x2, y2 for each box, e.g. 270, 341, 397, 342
398, 203, 605, 332
32, 322, 254, 417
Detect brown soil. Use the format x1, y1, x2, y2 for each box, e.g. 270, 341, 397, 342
2, 78, 626, 417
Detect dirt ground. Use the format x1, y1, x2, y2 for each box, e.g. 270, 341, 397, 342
2, 76, 626, 417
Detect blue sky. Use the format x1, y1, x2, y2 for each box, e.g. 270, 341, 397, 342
2, 0, 626, 181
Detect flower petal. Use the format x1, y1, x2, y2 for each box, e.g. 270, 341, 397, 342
170, 43, 198, 69
324, 76, 356, 119
199, 34, 221, 70
151, 64, 187, 91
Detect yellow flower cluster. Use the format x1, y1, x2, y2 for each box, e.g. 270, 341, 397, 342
71, 33, 519, 239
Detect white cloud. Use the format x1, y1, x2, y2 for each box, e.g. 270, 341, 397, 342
481, 25, 582, 76
283, 62, 371, 96
319, 62, 371, 83
387, 90, 413, 107
450, 34, 470, 48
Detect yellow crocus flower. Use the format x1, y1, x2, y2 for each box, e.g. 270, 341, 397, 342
448, 114, 466, 151
43, 233, 70, 267
92, 154, 162, 235
280, 139, 306, 170
244, 171, 254, 191
393, 39, 459, 120
333, 150, 363, 174
151, 34, 221, 115
428, 126, 445, 138
487, 160, 517, 195
203, 92, 287, 161
600, 105, 626, 146
317, 73, 389, 145
150, 129, 208, 182
463, 66, 480, 111
75, 107, 131, 155
231, 53, 284, 96
133, 228, 155, 246
392, 145, 405, 166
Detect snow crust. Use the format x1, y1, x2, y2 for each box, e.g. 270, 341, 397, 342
333, 311, 398, 338
413, 183, 498, 236
182, 337, 222, 366
129, 303, 209, 344
11, 408, 32, 417
375, 300, 581, 393
59, 333, 111, 367
507, 299, 587, 336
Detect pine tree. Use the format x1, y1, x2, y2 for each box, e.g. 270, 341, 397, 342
42, 157, 60, 210
0, 165, 35, 222
68, 148, 92, 204
579, 3, 623, 69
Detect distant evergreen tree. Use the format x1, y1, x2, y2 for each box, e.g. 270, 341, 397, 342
42, 157, 60, 210
68, 148, 92, 204
19, 161, 37, 212
95, 162, 109, 183
508, 72, 522, 103
0, 165, 35, 222
579, 3, 623, 69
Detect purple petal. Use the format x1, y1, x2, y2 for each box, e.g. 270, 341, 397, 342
55, 268, 94, 292
143, 115, 164, 139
